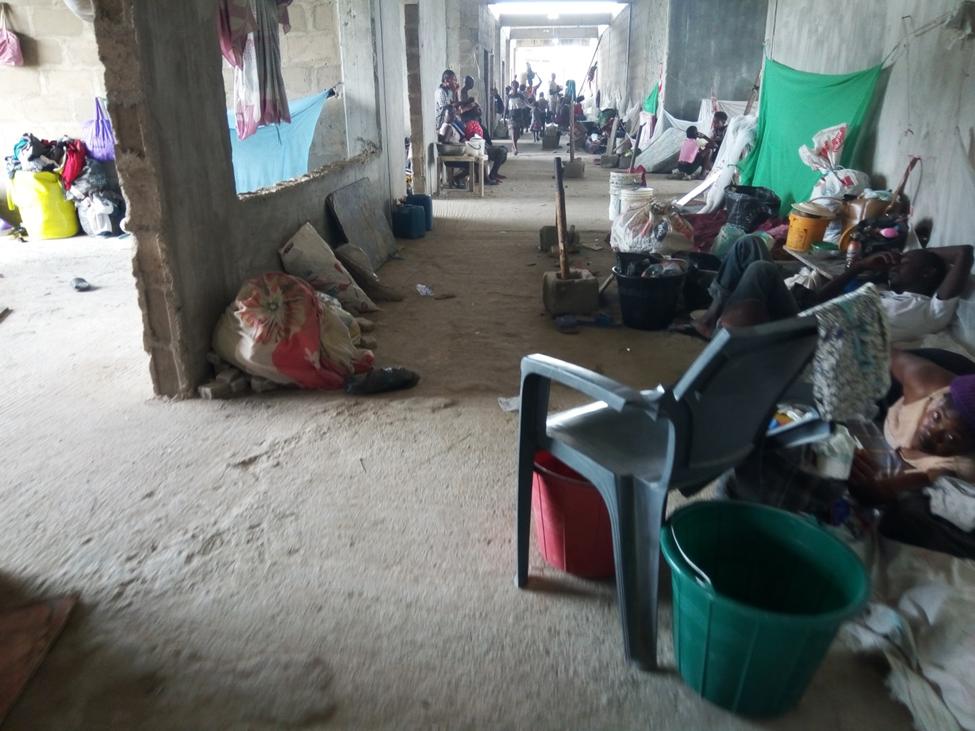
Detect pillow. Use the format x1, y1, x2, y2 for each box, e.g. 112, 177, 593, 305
279, 222, 378, 314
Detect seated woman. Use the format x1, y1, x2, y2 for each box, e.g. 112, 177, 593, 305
850, 349, 975, 504
437, 107, 469, 189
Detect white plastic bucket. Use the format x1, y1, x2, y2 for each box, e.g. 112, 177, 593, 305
609, 171, 644, 221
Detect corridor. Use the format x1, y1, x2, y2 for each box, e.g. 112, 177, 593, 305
0, 144, 911, 729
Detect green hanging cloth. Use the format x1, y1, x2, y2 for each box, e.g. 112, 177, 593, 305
739, 58, 881, 216
642, 84, 659, 114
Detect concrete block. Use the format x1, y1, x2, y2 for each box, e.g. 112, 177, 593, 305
285, 33, 338, 65
286, 5, 308, 31
542, 269, 600, 316
42, 69, 97, 96
250, 376, 279, 393
282, 66, 311, 94
18, 37, 64, 65
564, 159, 586, 179
198, 381, 233, 400
215, 367, 241, 384
63, 36, 103, 66
0, 68, 46, 97
30, 8, 84, 36
313, 3, 337, 31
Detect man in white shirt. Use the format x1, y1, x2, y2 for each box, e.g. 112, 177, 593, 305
688, 235, 973, 342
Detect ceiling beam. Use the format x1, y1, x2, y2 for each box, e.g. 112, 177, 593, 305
508, 26, 599, 40
484, 1, 629, 4
498, 13, 613, 27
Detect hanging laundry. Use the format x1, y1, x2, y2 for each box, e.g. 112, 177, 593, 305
217, 0, 255, 68
219, 0, 292, 140
228, 90, 330, 193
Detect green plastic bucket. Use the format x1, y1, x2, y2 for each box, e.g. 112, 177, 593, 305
660, 501, 869, 717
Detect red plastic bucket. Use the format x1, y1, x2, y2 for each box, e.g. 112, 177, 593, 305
531, 451, 615, 578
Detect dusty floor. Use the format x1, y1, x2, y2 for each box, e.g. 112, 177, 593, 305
0, 144, 912, 729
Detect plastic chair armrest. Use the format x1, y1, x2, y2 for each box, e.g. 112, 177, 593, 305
521, 354, 647, 412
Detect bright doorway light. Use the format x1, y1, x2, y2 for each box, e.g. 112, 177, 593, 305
489, 3, 627, 20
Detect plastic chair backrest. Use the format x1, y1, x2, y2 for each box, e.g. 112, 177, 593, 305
668, 317, 818, 490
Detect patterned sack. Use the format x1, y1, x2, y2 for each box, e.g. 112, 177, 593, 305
279, 222, 378, 314
212, 272, 374, 389
799, 283, 891, 421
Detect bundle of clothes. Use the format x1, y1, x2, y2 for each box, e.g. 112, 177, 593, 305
208, 222, 419, 396
4, 132, 125, 236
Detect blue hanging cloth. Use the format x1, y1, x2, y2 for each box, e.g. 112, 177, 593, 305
228, 90, 330, 193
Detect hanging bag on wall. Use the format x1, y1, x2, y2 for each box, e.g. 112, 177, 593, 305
82, 98, 116, 162
0, 4, 24, 67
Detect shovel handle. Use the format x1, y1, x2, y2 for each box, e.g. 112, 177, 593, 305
554, 157, 570, 280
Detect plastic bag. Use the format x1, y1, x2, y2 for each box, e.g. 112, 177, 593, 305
7, 171, 79, 239
82, 98, 116, 162
799, 123, 848, 174
0, 5, 23, 67
610, 196, 655, 253
278, 222, 378, 314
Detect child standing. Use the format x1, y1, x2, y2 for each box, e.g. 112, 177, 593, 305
530, 98, 546, 142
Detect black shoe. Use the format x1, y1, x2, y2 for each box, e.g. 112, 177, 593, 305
346, 367, 420, 395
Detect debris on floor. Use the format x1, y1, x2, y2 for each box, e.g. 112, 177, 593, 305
498, 395, 520, 412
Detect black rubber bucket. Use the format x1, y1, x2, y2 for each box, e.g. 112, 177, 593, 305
613, 265, 686, 330
724, 186, 781, 232
674, 252, 720, 311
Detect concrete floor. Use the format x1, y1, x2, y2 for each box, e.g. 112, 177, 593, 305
0, 145, 912, 729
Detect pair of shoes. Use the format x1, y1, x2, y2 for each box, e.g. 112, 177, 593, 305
494, 173, 507, 179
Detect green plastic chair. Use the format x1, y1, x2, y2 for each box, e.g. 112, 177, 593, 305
515, 317, 819, 669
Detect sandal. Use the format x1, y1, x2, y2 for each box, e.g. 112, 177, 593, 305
667, 322, 711, 342
346, 367, 420, 395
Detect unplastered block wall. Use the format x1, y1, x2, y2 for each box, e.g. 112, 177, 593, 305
0, 1, 105, 149
221, 0, 348, 170
665, 0, 767, 120
763, 0, 975, 245
94, 0, 443, 397
596, 0, 669, 115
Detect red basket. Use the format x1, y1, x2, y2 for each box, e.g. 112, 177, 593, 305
531, 451, 615, 579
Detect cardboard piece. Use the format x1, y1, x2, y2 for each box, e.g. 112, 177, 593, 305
326, 179, 397, 270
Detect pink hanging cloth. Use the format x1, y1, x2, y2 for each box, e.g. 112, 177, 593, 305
218, 0, 293, 140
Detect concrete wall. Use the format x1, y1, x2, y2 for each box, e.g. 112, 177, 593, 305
763, 0, 975, 245
415, 0, 447, 195
93, 0, 446, 397
666, 0, 767, 119
0, 0, 105, 149
221, 0, 348, 171
595, 0, 669, 114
